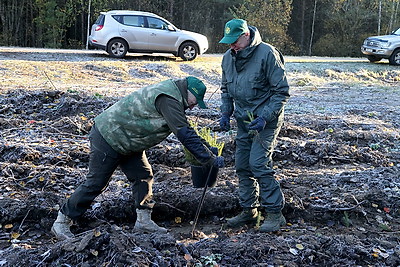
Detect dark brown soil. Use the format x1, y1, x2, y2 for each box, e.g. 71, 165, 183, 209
0, 49, 399, 266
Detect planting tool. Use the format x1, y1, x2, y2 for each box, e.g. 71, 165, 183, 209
191, 166, 214, 238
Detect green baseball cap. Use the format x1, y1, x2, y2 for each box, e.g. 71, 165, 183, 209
219, 19, 249, 44
186, 76, 207, 109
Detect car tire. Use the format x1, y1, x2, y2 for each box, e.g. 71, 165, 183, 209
367, 55, 382, 63
107, 38, 128, 58
389, 49, 400, 66
178, 41, 198, 61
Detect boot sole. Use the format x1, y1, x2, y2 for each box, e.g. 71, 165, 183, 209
134, 225, 168, 234
226, 219, 258, 228
134, 228, 168, 234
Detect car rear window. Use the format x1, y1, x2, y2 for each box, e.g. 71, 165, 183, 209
95, 14, 105, 25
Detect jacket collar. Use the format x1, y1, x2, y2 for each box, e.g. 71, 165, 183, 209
174, 78, 189, 109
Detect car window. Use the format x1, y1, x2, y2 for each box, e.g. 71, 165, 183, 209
112, 15, 124, 24
147, 17, 168, 30
95, 14, 105, 25
112, 15, 144, 27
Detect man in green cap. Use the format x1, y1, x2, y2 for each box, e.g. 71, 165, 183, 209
51, 76, 224, 240
218, 19, 290, 232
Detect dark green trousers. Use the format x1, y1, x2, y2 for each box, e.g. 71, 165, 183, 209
235, 117, 284, 213
61, 125, 154, 219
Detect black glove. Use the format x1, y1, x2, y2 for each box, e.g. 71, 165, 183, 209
210, 146, 219, 156
213, 156, 225, 168
248, 117, 266, 132
220, 114, 231, 131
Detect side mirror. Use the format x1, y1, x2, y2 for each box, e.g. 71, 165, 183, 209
167, 25, 176, 31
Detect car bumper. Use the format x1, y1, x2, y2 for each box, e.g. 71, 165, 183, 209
199, 47, 208, 55
361, 46, 392, 58
89, 40, 106, 50
199, 43, 208, 55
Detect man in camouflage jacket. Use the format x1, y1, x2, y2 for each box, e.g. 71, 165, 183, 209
51, 76, 224, 239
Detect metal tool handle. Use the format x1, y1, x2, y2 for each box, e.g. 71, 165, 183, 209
191, 166, 214, 237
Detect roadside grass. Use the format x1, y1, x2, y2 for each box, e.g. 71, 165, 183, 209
0, 57, 222, 97
286, 61, 400, 90
1, 55, 399, 97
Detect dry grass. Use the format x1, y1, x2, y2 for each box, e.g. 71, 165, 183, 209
0, 47, 399, 108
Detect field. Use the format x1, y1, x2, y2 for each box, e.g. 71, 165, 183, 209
0, 47, 399, 266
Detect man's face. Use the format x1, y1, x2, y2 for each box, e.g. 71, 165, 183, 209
230, 33, 250, 53
187, 91, 198, 110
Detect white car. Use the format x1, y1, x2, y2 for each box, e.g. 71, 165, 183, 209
89, 10, 209, 60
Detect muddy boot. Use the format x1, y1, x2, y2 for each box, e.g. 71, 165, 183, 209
51, 211, 74, 240
259, 212, 286, 232
134, 209, 167, 233
226, 208, 259, 228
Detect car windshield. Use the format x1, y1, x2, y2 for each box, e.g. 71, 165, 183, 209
392, 28, 400, 35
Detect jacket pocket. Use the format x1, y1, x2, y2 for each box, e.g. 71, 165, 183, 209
247, 73, 268, 100
225, 76, 235, 98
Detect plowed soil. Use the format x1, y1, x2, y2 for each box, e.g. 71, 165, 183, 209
0, 47, 399, 267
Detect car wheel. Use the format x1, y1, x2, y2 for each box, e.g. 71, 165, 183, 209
107, 39, 128, 58
389, 49, 400, 65
367, 55, 382, 63
179, 41, 198, 61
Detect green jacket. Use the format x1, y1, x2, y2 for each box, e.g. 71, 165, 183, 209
94, 79, 183, 155
220, 26, 290, 125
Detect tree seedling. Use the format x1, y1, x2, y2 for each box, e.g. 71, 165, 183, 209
244, 110, 258, 136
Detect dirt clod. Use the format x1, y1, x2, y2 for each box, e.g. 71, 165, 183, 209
0, 49, 399, 266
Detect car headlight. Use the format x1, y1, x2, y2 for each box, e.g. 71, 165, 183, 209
380, 42, 391, 48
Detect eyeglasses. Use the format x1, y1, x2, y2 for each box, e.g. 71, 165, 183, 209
230, 33, 245, 45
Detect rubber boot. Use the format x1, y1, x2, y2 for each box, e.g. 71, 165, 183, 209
226, 208, 259, 228
51, 211, 74, 240
259, 212, 286, 232
134, 209, 167, 233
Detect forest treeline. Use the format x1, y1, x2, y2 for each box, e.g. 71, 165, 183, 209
0, 0, 399, 56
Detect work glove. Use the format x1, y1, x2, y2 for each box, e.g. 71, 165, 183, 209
248, 117, 266, 132
219, 114, 231, 131
213, 156, 225, 168
210, 146, 219, 156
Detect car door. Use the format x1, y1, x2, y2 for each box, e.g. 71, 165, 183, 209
116, 15, 148, 51
145, 17, 179, 52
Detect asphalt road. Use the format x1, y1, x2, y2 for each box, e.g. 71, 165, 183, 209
0, 46, 370, 63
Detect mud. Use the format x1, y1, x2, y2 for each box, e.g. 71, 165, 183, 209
0, 49, 399, 266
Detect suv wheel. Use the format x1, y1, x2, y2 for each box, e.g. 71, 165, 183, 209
389, 49, 400, 65
179, 41, 198, 61
107, 38, 128, 58
367, 55, 382, 63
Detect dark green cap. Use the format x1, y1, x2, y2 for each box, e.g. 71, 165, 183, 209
219, 19, 249, 44
187, 76, 207, 109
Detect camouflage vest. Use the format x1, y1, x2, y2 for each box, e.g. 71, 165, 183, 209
94, 80, 183, 154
